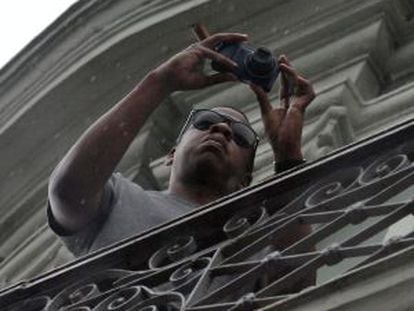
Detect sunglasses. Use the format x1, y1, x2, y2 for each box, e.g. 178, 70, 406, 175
177, 109, 259, 149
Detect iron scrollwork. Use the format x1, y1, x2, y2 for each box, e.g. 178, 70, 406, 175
1, 122, 414, 311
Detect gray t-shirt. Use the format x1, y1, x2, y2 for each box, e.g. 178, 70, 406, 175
48, 173, 196, 257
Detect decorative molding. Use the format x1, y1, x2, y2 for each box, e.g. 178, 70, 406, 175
1, 0, 414, 290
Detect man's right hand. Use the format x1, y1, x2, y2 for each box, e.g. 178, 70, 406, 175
155, 33, 248, 92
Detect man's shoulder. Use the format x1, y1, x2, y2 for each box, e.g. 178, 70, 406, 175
110, 172, 147, 194
110, 172, 195, 212
110, 173, 170, 206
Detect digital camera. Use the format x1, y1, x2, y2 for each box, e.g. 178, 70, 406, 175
211, 42, 279, 92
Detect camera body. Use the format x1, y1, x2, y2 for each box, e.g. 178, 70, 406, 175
211, 42, 279, 92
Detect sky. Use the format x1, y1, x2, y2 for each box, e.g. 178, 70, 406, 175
0, 1, 78, 70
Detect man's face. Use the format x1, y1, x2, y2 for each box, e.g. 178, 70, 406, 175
171, 107, 255, 191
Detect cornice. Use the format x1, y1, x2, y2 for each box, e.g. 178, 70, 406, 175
0, 0, 210, 131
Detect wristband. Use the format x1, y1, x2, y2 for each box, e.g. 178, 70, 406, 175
274, 158, 306, 173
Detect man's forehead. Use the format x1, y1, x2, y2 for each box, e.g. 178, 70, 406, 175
211, 107, 249, 124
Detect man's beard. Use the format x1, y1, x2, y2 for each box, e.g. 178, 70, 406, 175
180, 154, 235, 193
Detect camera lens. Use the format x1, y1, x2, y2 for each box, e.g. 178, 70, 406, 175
247, 47, 275, 76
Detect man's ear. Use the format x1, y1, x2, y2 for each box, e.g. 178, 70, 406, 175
164, 147, 176, 166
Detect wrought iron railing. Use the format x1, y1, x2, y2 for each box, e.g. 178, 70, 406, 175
1, 118, 413, 310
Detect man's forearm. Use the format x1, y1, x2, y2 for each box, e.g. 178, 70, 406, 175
49, 69, 170, 230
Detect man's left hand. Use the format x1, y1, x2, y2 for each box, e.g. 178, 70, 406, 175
250, 55, 315, 162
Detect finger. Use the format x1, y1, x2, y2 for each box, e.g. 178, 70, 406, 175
278, 60, 295, 108
195, 44, 238, 70
192, 23, 210, 41
206, 72, 238, 86
201, 33, 248, 48
278, 54, 292, 67
249, 84, 273, 116
279, 63, 300, 95
279, 63, 299, 80
291, 76, 316, 112
280, 71, 291, 109
295, 76, 315, 98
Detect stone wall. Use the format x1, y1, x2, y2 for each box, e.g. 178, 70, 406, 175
0, 0, 413, 289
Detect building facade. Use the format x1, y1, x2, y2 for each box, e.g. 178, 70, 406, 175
0, 0, 413, 307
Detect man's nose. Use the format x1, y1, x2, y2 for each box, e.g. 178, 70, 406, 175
209, 121, 233, 141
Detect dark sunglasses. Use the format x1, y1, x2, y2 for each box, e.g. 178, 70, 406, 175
177, 109, 259, 149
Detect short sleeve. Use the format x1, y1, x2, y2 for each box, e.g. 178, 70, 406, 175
47, 177, 115, 257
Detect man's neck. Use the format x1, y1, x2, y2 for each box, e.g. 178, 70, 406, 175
167, 180, 232, 206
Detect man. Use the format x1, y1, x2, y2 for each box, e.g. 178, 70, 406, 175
48, 30, 315, 257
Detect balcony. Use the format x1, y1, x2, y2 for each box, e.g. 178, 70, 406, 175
1, 118, 413, 310
1, 0, 414, 309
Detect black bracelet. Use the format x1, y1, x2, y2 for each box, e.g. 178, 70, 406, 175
274, 159, 306, 173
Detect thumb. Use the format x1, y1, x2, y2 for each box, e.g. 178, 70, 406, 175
206, 72, 238, 86
249, 84, 272, 116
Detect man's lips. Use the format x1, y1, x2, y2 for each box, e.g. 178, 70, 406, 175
201, 136, 228, 153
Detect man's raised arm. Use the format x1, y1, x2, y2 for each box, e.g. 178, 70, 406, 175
250, 55, 316, 287
48, 33, 247, 233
